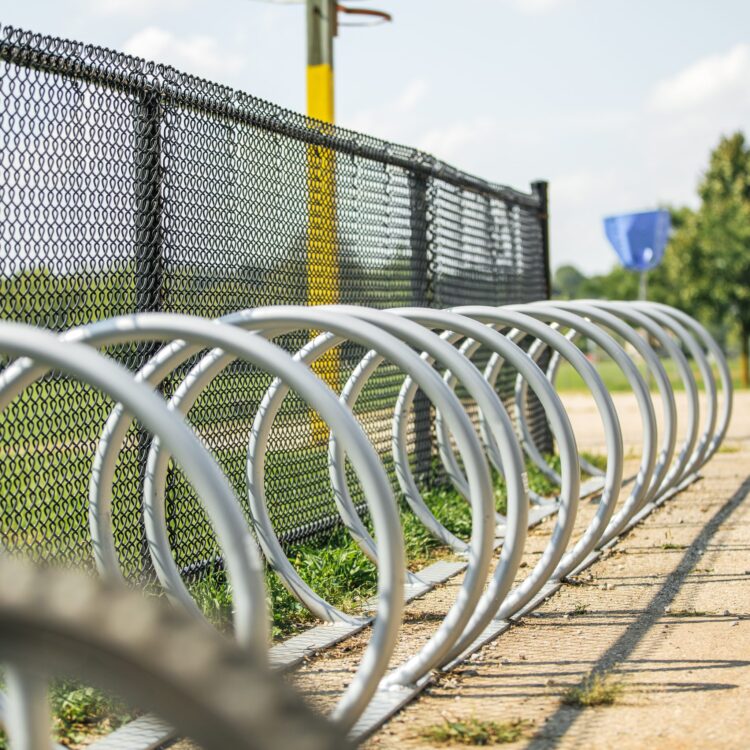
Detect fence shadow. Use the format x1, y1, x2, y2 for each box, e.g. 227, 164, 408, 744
526, 473, 750, 749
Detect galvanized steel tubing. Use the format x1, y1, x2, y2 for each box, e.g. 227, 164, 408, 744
0, 556, 350, 750
0, 301, 733, 746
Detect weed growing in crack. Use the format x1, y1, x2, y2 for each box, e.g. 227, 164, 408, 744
0, 679, 136, 748
665, 608, 708, 618
419, 716, 531, 745
561, 673, 623, 707
570, 602, 589, 616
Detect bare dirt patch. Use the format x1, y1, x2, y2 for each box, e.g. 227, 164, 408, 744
362, 390, 750, 749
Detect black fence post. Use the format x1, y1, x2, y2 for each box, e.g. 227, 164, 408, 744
530, 180, 554, 455
409, 171, 433, 481
531, 180, 551, 299
133, 88, 164, 580
134, 89, 164, 315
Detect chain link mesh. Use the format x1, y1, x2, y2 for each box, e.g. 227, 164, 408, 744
0, 25, 552, 579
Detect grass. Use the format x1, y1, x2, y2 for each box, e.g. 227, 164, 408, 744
570, 602, 589, 616
0, 362, 609, 569
665, 608, 708, 618
188, 474, 507, 639
561, 673, 623, 707
0, 677, 132, 749
0, 363, 608, 581
419, 716, 531, 746
554, 356, 745, 393
187, 481, 487, 639
50, 681, 133, 745
717, 443, 740, 453
187, 452, 607, 639
660, 542, 686, 550
188, 529, 378, 639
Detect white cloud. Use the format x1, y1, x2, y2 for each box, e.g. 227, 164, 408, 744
418, 117, 498, 161
123, 27, 244, 79
549, 169, 637, 273
395, 79, 429, 112
342, 78, 429, 141
546, 44, 750, 273
92, 0, 191, 17
650, 43, 750, 112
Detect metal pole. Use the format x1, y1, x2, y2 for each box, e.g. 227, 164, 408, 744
4, 666, 50, 750
306, 0, 339, 428
530, 180, 554, 454
531, 180, 551, 298
134, 91, 163, 316
306, 0, 336, 124
134, 89, 164, 581
409, 172, 433, 481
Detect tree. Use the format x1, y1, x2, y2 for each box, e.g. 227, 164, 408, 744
579, 265, 640, 301
664, 133, 750, 386
570, 261, 676, 301
552, 264, 587, 299
549, 134, 750, 385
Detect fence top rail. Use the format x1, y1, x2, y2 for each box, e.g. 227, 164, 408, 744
0, 23, 541, 209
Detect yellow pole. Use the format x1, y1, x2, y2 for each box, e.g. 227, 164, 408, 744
307, 0, 338, 441
307, 63, 334, 125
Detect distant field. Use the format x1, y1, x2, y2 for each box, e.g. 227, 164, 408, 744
553, 356, 744, 393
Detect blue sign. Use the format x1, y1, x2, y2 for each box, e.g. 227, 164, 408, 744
603, 210, 671, 271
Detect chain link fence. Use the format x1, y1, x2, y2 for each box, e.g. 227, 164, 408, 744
0, 24, 552, 579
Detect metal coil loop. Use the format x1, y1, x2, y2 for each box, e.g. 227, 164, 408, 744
0, 301, 733, 747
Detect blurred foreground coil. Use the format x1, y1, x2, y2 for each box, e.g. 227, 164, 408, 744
0, 301, 732, 749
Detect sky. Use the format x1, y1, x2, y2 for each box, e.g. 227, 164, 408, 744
3, 0, 750, 274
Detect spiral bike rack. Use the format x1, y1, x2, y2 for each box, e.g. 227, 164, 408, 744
0, 321, 346, 750
0, 301, 732, 748
516, 301, 727, 485
0, 556, 349, 750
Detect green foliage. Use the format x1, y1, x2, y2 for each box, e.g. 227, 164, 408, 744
561, 672, 623, 707
262, 480, 492, 638
0, 677, 130, 747
185, 528, 378, 640
579, 264, 641, 301
290, 535, 378, 609
0, 265, 136, 329
0, 242, 417, 334
189, 566, 236, 631
552, 355, 746, 393
665, 608, 707, 618
49, 680, 132, 745
662, 133, 750, 384
189, 452, 605, 640
419, 716, 530, 745
526, 455, 560, 497
553, 264, 587, 299
52, 683, 116, 725
562, 132, 750, 385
